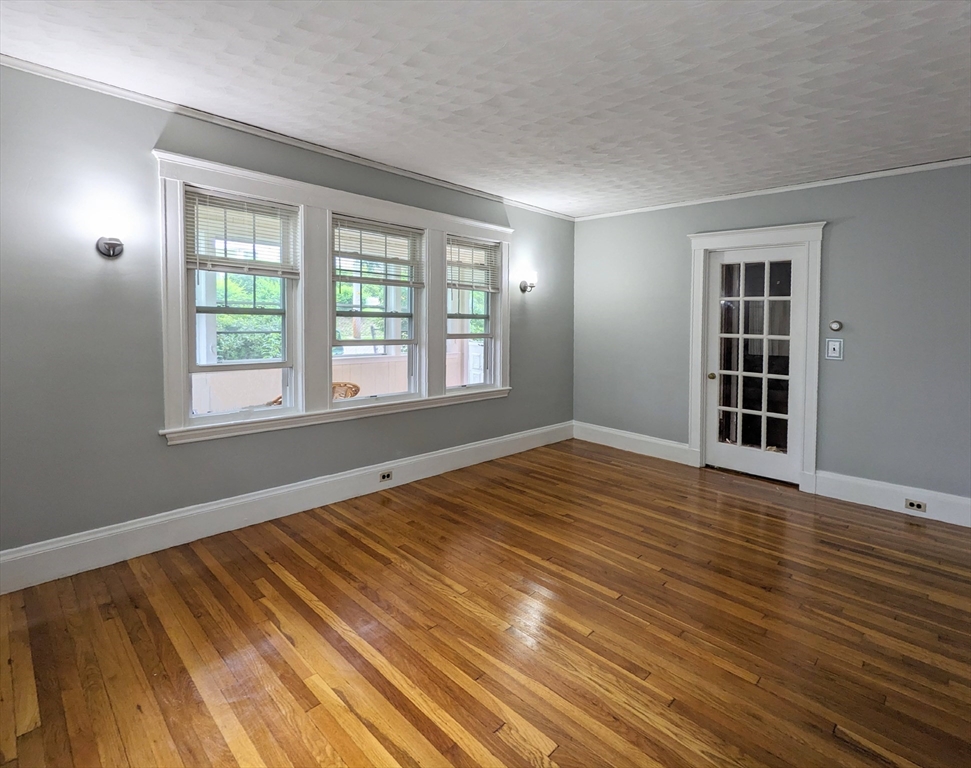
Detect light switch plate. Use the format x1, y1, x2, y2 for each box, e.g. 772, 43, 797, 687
825, 338, 844, 360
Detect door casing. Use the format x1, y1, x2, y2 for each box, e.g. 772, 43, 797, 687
687, 222, 825, 493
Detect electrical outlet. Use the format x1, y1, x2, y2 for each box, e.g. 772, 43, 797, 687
380, 471, 393, 482
905, 498, 926, 513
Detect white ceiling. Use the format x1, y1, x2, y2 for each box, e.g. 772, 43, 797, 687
1, 0, 969, 218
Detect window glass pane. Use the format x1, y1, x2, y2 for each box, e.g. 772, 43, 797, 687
718, 411, 737, 444
191, 368, 288, 415
744, 263, 765, 297
447, 318, 490, 335
766, 417, 788, 453
332, 345, 412, 398
447, 338, 490, 387
720, 338, 739, 371
767, 378, 789, 414
720, 301, 739, 334
742, 376, 763, 411
769, 261, 791, 296
720, 264, 740, 297
335, 282, 411, 313
743, 338, 764, 373
447, 288, 489, 316
744, 301, 764, 335
335, 316, 411, 344
719, 374, 738, 408
196, 271, 283, 309
767, 339, 790, 375
741, 413, 762, 448
195, 313, 283, 365
194, 270, 285, 366
769, 301, 790, 336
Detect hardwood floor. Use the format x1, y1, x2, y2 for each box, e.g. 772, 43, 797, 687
2, 439, 970, 767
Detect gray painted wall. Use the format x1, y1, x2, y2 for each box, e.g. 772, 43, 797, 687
575, 166, 971, 497
2, 65, 968, 553
0, 67, 574, 549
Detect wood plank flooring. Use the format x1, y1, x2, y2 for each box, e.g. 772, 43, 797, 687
1, 439, 969, 767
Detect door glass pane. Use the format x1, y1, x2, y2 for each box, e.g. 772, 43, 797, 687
719, 411, 737, 444
744, 263, 765, 297
720, 301, 739, 334
744, 301, 764, 334
720, 338, 739, 371
766, 417, 788, 453
742, 376, 763, 411
767, 378, 789, 414
767, 339, 790, 375
719, 374, 738, 407
741, 413, 761, 448
768, 300, 790, 336
721, 264, 740, 297
743, 339, 764, 373
769, 261, 791, 296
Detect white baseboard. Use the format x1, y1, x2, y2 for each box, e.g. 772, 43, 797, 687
573, 421, 970, 528
0, 422, 573, 594
4, 420, 967, 594
572, 421, 701, 467
815, 471, 971, 528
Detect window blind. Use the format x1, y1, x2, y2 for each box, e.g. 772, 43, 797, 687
333, 215, 424, 287
446, 236, 501, 293
184, 186, 300, 278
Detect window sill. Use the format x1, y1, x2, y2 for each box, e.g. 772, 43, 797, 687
160, 386, 512, 445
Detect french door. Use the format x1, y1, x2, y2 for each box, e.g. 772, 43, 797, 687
704, 246, 807, 483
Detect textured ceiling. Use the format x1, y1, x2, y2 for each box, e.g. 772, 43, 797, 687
1, 0, 969, 217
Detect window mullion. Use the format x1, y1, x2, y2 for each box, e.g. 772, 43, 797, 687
426, 231, 447, 398
302, 206, 332, 412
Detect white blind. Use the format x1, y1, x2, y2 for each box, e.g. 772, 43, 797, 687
333, 216, 424, 287
446, 236, 501, 293
184, 186, 300, 278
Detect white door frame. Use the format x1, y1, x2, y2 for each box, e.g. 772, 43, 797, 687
687, 222, 825, 493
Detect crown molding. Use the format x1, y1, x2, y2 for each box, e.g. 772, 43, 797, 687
0, 54, 575, 222
4, 54, 969, 224
576, 158, 971, 221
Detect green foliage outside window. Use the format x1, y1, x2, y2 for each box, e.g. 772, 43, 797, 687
203, 272, 285, 362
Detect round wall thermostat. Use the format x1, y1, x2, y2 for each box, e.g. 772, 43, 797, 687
829, 320, 843, 331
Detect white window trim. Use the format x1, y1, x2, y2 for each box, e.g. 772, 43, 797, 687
157, 151, 512, 445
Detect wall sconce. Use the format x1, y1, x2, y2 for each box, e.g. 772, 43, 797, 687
96, 237, 124, 258
519, 271, 537, 293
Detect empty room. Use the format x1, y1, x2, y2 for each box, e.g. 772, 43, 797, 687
0, 1, 969, 766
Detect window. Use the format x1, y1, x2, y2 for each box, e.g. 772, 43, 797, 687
446, 236, 501, 388
184, 187, 300, 420
332, 216, 423, 399
158, 151, 511, 443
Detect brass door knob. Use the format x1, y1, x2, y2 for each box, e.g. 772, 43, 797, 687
708, 373, 717, 380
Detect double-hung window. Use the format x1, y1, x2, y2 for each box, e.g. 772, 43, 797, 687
158, 152, 511, 444
184, 187, 300, 421
332, 216, 424, 400
446, 236, 501, 388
